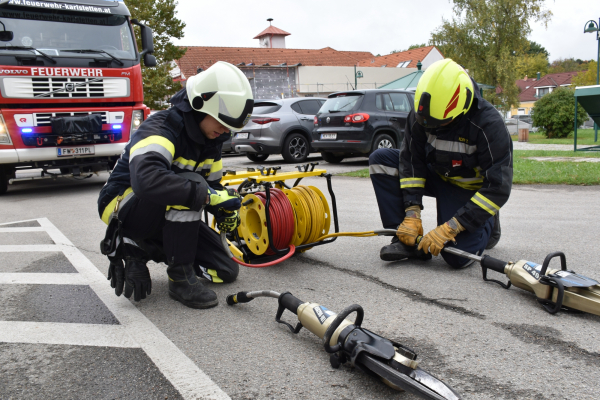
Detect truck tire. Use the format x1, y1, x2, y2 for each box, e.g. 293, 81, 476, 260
0, 167, 8, 195
371, 133, 396, 153
282, 133, 309, 163
320, 152, 345, 164
246, 153, 269, 162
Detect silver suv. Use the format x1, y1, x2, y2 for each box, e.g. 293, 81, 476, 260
231, 97, 326, 163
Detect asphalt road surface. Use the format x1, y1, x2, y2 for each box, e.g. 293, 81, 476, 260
1, 153, 599, 400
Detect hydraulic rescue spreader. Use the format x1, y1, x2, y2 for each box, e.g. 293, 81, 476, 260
226, 290, 462, 400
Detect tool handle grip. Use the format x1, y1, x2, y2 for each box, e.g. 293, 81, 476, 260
226, 291, 253, 305
481, 255, 507, 274
278, 292, 304, 315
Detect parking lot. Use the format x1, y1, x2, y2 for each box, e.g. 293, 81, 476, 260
1, 153, 600, 400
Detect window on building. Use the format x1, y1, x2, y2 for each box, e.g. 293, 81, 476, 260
396, 60, 411, 68
537, 87, 550, 97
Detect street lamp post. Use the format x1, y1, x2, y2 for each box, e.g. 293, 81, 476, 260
584, 18, 599, 142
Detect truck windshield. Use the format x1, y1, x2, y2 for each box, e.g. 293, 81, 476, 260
0, 8, 136, 60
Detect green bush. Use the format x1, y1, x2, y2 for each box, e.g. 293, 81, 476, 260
531, 88, 588, 138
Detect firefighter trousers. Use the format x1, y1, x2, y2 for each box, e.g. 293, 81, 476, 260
369, 148, 494, 268
117, 193, 238, 283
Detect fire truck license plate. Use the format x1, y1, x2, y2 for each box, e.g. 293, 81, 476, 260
57, 146, 95, 157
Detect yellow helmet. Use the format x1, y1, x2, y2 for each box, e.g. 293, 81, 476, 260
414, 59, 474, 128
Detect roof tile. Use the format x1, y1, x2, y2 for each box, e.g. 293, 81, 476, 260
356, 46, 441, 68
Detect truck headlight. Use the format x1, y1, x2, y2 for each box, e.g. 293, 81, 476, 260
0, 114, 11, 144
131, 110, 144, 133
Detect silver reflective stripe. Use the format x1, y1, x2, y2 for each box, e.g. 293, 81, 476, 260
369, 164, 399, 176
123, 237, 140, 247
451, 176, 484, 183
165, 209, 202, 222
172, 160, 195, 171
197, 163, 212, 172
130, 144, 174, 164
116, 191, 135, 218
426, 133, 477, 154
207, 170, 223, 181
198, 265, 213, 281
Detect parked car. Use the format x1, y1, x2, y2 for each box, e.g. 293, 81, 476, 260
311, 89, 413, 163
231, 97, 327, 163
511, 115, 533, 125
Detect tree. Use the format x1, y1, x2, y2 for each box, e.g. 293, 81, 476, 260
531, 88, 588, 138
548, 58, 589, 74
526, 40, 549, 57
125, 0, 186, 109
430, 0, 551, 112
572, 60, 598, 87
389, 43, 427, 54
515, 53, 549, 80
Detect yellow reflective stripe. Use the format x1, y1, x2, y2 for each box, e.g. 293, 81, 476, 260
207, 269, 224, 283
471, 193, 500, 215
209, 159, 222, 173
101, 187, 134, 225
166, 205, 190, 211
172, 157, 196, 171
400, 177, 426, 188
130, 136, 175, 163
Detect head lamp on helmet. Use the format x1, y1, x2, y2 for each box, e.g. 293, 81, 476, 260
414, 59, 474, 129
186, 61, 254, 131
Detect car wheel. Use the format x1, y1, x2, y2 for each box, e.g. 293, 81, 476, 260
371, 133, 396, 152
246, 153, 269, 162
282, 133, 308, 163
320, 152, 345, 164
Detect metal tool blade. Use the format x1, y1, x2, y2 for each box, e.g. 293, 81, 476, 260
357, 353, 461, 400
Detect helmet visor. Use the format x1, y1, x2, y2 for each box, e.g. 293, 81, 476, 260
415, 91, 453, 129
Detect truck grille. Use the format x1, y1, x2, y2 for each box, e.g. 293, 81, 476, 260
33, 111, 109, 126
2, 77, 129, 99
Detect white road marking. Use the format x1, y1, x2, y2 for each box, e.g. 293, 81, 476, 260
0, 245, 60, 252
0, 227, 46, 233
0, 321, 140, 348
0, 273, 85, 285
0, 218, 231, 400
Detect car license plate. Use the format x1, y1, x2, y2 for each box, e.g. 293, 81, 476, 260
236, 132, 249, 139
57, 146, 95, 157
321, 133, 337, 140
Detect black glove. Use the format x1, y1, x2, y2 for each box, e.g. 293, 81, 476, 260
123, 257, 152, 301
107, 258, 125, 296
215, 209, 241, 232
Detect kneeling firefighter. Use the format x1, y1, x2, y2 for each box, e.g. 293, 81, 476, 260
98, 61, 253, 308
370, 59, 512, 268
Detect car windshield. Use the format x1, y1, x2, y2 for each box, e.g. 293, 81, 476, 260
320, 94, 362, 113
252, 102, 282, 115
0, 8, 136, 60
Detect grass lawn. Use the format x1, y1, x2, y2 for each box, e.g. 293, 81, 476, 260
339, 150, 600, 185
512, 128, 600, 145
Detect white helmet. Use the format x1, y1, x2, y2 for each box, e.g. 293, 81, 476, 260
186, 61, 254, 131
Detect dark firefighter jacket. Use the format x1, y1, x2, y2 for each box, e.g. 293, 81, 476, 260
399, 82, 513, 232
98, 88, 229, 224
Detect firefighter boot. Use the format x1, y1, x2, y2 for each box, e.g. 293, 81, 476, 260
380, 236, 432, 262
485, 212, 501, 250
167, 262, 218, 309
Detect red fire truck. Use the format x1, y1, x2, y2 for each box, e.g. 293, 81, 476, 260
0, 0, 156, 194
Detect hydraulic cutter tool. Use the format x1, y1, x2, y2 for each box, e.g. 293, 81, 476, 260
226, 290, 462, 400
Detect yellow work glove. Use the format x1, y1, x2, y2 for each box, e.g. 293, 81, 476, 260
396, 206, 423, 246
418, 217, 465, 256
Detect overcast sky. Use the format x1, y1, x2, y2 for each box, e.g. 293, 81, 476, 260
173, 0, 599, 61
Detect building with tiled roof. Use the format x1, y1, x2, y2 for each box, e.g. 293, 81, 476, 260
356, 46, 444, 69
510, 71, 580, 116
173, 20, 417, 99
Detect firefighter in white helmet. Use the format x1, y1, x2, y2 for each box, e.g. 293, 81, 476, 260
98, 61, 253, 309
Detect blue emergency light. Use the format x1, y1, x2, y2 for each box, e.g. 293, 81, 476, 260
112, 124, 122, 130
22, 128, 32, 133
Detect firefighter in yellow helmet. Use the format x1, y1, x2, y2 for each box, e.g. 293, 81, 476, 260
369, 59, 512, 268
98, 62, 253, 308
